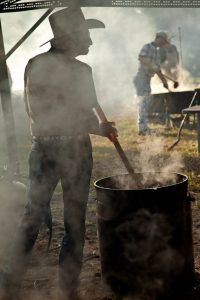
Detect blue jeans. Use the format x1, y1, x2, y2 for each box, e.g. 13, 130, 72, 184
133, 75, 151, 132
8, 135, 93, 296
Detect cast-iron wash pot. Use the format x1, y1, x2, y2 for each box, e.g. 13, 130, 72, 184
94, 172, 194, 300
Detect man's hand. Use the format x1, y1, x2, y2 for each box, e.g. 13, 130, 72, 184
100, 121, 118, 142
173, 81, 179, 89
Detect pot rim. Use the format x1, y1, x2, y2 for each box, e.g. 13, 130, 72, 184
151, 90, 194, 96
94, 172, 188, 191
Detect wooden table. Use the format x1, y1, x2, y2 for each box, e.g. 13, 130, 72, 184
182, 105, 200, 154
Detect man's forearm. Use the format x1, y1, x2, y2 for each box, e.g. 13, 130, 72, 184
156, 70, 167, 83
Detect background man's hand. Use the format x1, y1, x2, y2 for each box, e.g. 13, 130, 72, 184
173, 81, 179, 89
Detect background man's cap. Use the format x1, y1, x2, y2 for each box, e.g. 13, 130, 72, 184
155, 31, 171, 42
41, 7, 105, 46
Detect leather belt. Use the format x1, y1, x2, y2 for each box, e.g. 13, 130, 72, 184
32, 136, 73, 141
32, 135, 86, 141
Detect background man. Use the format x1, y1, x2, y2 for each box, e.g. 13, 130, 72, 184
0, 6, 117, 300
133, 31, 169, 135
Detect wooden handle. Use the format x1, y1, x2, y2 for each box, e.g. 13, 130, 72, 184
95, 105, 134, 174
163, 74, 177, 83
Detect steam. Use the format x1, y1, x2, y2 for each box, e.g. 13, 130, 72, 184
128, 137, 184, 187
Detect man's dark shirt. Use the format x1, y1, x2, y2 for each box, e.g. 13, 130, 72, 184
24, 48, 99, 137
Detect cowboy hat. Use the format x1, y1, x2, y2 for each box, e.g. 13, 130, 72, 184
41, 6, 105, 46
155, 31, 171, 42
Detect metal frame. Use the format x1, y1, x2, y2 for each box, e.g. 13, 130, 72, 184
1, 0, 200, 12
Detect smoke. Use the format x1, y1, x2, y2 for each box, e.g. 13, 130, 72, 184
0, 9, 175, 105
0, 6, 199, 115
0, 178, 26, 268
1, 10, 52, 91
82, 7, 156, 114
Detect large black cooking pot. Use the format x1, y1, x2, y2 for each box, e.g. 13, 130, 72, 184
149, 90, 199, 114
94, 172, 194, 300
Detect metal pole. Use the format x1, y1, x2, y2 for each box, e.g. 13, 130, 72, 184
178, 26, 183, 68
197, 112, 200, 156
5, 7, 54, 60
0, 18, 19, 175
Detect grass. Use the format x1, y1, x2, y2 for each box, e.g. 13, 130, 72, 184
1, 103, 200, 194
91, 112, 200, 192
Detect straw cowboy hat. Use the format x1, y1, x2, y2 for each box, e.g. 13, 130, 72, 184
41, 6, 105, 46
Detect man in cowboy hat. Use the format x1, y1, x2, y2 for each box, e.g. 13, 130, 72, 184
0, 6, 117, 300
133, 31, 170, 135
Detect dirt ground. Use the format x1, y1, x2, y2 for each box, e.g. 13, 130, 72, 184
18, 186, 110, 300
1, 176, 200, 300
